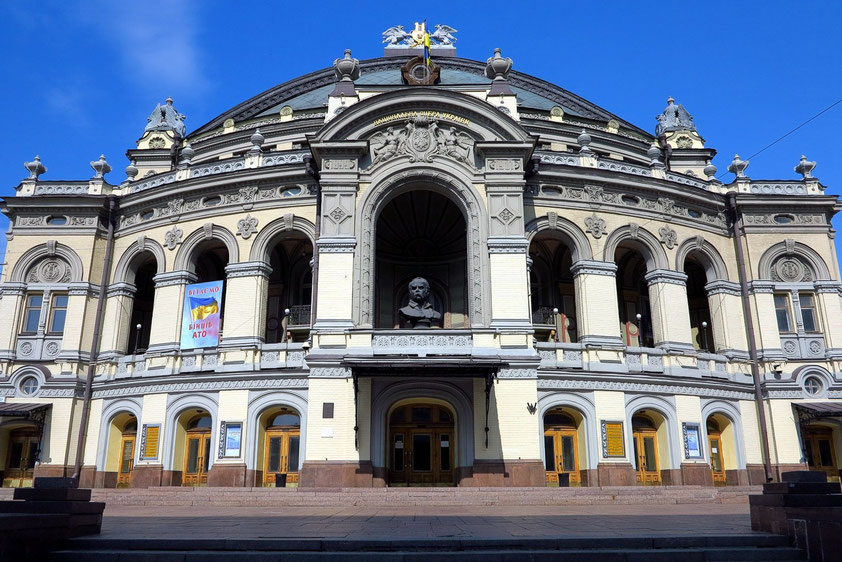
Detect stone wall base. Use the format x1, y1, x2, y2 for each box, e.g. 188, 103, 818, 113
597, 463, 636, 486
207, 464, 248, 487
466, 460, 545, 487
93, 471, 118, 489
681, 463, 714, 486
130, 465, 163, 488
299, 461, 374, 487
747, 463, 808, 485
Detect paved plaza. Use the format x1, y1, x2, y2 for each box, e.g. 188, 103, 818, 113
95, 503, 753, 540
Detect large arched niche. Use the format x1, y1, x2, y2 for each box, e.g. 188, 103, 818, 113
355, 169, 489, 328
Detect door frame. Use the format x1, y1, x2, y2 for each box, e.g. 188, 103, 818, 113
117, 433, 136, 488
387, 403, 455, 486
708, 433, 726, 485
804, 426, 839, 482
633, 429, 661, 485
262, 427, 301, 486
3, 429, 39, 488
182, 429, 211, 486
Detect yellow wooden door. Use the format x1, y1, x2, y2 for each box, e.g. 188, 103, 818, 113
263, 430, 300, 486
3, 432, 38, 488
806, 428, 839, 482
708, 434, 726, 485
183, 431, 210, 486
633, 431, 661, 484
544, 429, 580, 485
117, 434, 135, 487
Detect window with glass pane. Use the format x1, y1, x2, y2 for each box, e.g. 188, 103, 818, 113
267, 437, 281, 473
288, 436, 300, 472
412, 434, 431, 471
774, 294, 793, 333
561, 435, 575, 471
544, 436, 555, 471
48, 294, 68, 334
23, 294, 42, 333
440, 434, 450, 471
799, 293, 819, 333
819, 439, 833, 467
643, 437, 657, 471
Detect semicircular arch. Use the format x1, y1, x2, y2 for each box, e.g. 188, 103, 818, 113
10, 242, 84, 283
174, 225, 239, 272
113, 239, 166, 283
602, 224, 669, 271
248, 215, 315, 263
526, 215, 593, 263
675, 236, 729, 282
758, 241, 831, 280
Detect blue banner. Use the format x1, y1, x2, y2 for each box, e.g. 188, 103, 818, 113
181, 280, 223, 349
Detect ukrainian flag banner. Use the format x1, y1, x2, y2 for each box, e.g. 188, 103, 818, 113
424, 31, 431, 67
180, 280, 223, 350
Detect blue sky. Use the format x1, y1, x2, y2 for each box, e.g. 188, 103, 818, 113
1, 1, 841, 275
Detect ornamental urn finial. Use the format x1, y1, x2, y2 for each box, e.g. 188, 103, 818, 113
180, 143, 195, 166
24, 155, 46, 180
334, 49, 360, 82
703, 162, 718, 181
485, 48, 513, 81
647, 143, 664, 167
577, 129, 593, 154
249, 128, 265, 153
728, 154, 749, 178
125, 159, 139, 181
794, 154, 816, 179
90, 154, 111, 178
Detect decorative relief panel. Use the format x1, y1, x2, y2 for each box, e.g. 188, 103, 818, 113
323, 159, 357, 171
368, 116, 474, 167
164, 226, 183, 250
236, 215, 259, 239
322, 193, 355, 236
658, 226, 677, 249
771, 256, 813, 283
584, 214, 607, 239
26, 257, 72, 283
372, 334, 472, 348
488, 193, 523, 235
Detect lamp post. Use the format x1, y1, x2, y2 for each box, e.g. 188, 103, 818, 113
635, 313, 643, 347
282, 308, 291, 367
552, 307, 559, 342
701, 321, 709, 353
134, 323, 142, 355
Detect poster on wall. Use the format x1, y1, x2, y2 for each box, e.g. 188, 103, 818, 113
683, 422, 704, 459
180, 281, 224, 350
218, 421, 242, 459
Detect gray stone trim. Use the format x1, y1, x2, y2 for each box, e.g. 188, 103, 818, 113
0, 282, 27, 297
106, 282, 137, 298
68, 282, 101, 297
656, 341, 697, 354
224, 261, 272, 279
153, 270, 197, 288
537, 377, 754, 400
705, 280, 741, 297
316, 237, 356, 253
308, 367, 351, 378
578, 334, 625, 348
570, 259, 617, 277
748, 281, 775, 294
9, 242, 85, 283
814, 281, 842, 293
487, 237, 529, 254
644, 269, 688, 286
497, 367, 537, 379
91, 376, 308, 399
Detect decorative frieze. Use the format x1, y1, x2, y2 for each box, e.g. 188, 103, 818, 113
372, 333, 472, 348
316, 237, 356, 253
190, 158, 245, 178
91, 377, 308, 399
487, 237, 529, 254
704, 280, 741, 297
309, 367, 351, 378
164, 226, 183, 250
570, 260, 617, 277
497, 368, 537, 379
538, 377, 753, 400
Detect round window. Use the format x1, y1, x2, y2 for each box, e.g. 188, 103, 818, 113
20, 376, 40, 396
803, 376, 823, 396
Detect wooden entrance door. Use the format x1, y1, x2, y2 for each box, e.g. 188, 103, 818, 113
183, 431, 211, 486
117, 434, 136, 487
3, 430, 38, 488
633, 431, 660, 484
388, 404, 454, 486
543, 409, 581, 486
805, 427, 839, 482
263, 429, 300, 486
708, 433, 726, 485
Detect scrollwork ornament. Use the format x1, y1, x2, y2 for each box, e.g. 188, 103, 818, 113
164, 226, 183, 250
236, 215, 259, 239
584, 214, 607, 239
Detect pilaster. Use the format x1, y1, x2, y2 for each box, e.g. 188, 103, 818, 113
147, 270, 196, 354
488, 237, 531, 328
0, 283, 26, 358
570, 260, 624, 348
644, 269, 694, 352
99, 282, 137, 357
705, 280, 747, 354
219, 262, 272, 348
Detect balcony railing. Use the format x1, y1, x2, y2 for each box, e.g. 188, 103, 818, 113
288, 305, 311, 327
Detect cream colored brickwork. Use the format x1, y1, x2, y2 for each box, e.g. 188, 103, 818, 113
649, 281, 692, 347
473, 378, 499, 459
494, 379, 540, 459
574, 273, 621, 340
136, 393, 167, 465
676, 395, 702, 422
215, 390, 249, 463
708, 292, 747, 352
818, 291, 842, 349
593, 391, 628, 462
0, 292, 24, 351
221, 275, 267, 340
739, 400, 763, 464
83, 399, 103, 466
100, 293, 133, 354
315, 253, 354, 321
305, 378, 358, 461
148, 282, 186, 348
489, 253, 529, 322
767, 399, 803, 464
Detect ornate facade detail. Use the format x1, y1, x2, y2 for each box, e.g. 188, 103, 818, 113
261, 152, 307, 167
487, 159, 520, 171
369, 116, 474, 166
91, 377, 308, 399
771, 256, 813, 283
236, 214, 259, 239
658, 226, 677, 249
372, 334, 472, 348
498, 368, 537, 379
570, 260, 618, 277
309, 367, 351, 378
164, 226, 183, 250
26, 257, 71, 283
191, 159, 246, 178
537, 378, 753, 400
584, 214, 607, 239
323, 159, 356, 170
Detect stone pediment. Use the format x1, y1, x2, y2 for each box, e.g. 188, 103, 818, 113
367, 114, 474, 168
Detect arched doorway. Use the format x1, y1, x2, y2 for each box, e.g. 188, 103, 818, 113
177, 411, 212, 486
107, 414, 138, 488
632, 413, 662, 485
543, 408, 583, 486
706, 416, 727, 485
257, 407, 301, 487
375, 190, 468, 329
2, 428, 39, 488
388, 403, 455, 486
803, 423, 840, 482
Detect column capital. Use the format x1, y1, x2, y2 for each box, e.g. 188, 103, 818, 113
644, 269, 687, 286
0, 282, 27, 297
153, 270, 197, 288
487, 237, 529, 254
748, 280, 775, 294
704, 280, 741, 297
106, 282, 137, 298
570, 260, 617, 277
316, 237, 356, 253
814, 281, 842, 294
224, 261, 272, 279
68, 282, 101, 297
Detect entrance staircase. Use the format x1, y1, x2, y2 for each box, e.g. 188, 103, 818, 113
0, 484, 761, 507
50, 535, 805, 560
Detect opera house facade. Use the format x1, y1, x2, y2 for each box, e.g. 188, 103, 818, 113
1, 31, 841, 489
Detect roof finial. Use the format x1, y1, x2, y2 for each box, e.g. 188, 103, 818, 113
24, 155, 47, 180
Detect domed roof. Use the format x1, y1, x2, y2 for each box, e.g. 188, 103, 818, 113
189, 56, 649, 138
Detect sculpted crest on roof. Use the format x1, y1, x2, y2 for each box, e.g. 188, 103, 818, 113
382, 22, 457, 47
145, 97, 187, 137
655, 97, 695, 136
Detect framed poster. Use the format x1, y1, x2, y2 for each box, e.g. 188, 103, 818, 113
682, 422, 704, 459
139, 424, 160, 460
218, 421, 242, 459
181, 281, 224, 350
601, 420, 625, 458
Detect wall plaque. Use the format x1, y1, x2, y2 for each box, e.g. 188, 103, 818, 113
140, 424, 160, 460
601, 420, 625, 458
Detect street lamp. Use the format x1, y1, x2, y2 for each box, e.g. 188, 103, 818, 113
134, 323, 142, 355
552, 307, 559, 342
701, 321, 709, 352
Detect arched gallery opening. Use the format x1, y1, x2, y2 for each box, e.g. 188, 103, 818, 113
173, 409, 213, 486
615, 246, 654, 348
126, 255, 157, 354
264, 234, 313, 343
387, 401, 456, 486
529, 233, 577, 343
375, 189, 468, 329
255, 406, 301, 487
685, 257, 715, 353
542, 407, 586, 486
191, 240, 230, 332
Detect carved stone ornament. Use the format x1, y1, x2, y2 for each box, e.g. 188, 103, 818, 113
658, 226, 678, 249
772, 256, 812, 283
164, 226, 183, 250
236, 215, 259, 239
368, 116, 473, 167
584, 214, 607, 239
27, 258, 71, 283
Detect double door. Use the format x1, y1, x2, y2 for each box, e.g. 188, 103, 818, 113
708, 434, 726, 485
805, 427, 839, 482
544, 429, 580, 485
3, 432, 38, 488
183, 431, 211, 486
390, 429, 453, 485
633, 430, 661, 484
117, 434, 136, 487
263, 429, 300, 486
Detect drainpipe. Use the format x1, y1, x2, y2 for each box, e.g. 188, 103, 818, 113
71, 195, 117, 483
727, 192, 774, 482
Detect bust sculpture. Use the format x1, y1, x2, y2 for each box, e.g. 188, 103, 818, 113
399, 277, 442, 329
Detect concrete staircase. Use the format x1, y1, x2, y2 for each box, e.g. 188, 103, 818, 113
0, 485, 761, 507
49, 535, 806, 561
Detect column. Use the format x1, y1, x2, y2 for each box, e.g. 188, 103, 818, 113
570, 260, 623, 348
704, 280, 748, 355
487, 239, 531, 328
815, 281, 842, 358
644, 269, 694, 353
219, 261, 271, 348
99, 283, 136, 358
146, 271, 196, 354
0, 283, 26, 362
63, 282, 97, 361
748, 281, 782, 357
